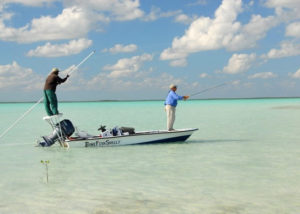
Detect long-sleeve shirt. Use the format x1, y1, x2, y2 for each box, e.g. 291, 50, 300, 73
44, 73, 68, 91
164, 90, 183, 107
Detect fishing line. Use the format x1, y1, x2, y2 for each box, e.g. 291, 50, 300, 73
0, 50, 96, 140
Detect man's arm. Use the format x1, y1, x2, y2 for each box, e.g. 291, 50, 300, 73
183, 95, 189, 100
170, 91, 183, 100
57, 75, 69, 84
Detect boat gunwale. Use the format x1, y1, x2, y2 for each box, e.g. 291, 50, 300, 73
66, 128, 198, 142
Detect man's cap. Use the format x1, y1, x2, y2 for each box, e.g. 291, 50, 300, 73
169, 84, 177, 89
51, 68, 60, 73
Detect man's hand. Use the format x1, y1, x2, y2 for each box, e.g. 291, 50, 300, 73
66, 74, 70, 78
183, 95, 189, 100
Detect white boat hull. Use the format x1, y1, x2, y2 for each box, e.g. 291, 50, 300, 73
66, 128, 198, 148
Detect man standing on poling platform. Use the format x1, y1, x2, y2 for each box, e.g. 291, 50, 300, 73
43, 68, 69, 116
164, 84, 189, 131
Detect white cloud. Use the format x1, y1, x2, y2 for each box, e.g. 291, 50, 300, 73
160, 0, 278, 66
223, 53, 256, 74
64, 60, 197, 96
0, 0, 184, 46
170, 58, 187, 67
143, 6, 181, 22
248, 72, 277, 79
1, 0, 57, 7
64, 0, 144, 21
248, 1, 254, 6
2, 0, 145, 22
102, 44, 138, 54
103, 53, 153, 78
137, 72, 187, 90
187, 0, 207, 6
231, 80, 241, 85
161, 0, 243, 63
27, 38, 92, 57
0, 0, 145, 43
80, 70, 188, 94
228, 14, 278, 51
0, 61, 43, 90
289, 68, 300, 79
174, 14, 198, 25
0, 6, 93, 43
263, 41, 300, 59
199, 73, 208, 78
265, 0, 300, 21
265, 0, 300, 8
286, 22, 300, 38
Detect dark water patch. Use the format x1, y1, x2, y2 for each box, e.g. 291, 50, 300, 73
272, 105, 300, 110
214, 204, 246, 214
94, 198, 170, 214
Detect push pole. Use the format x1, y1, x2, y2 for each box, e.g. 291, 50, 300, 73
0, 50, 96, 140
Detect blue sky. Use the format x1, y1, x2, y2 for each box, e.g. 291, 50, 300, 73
0, 0, 300, 101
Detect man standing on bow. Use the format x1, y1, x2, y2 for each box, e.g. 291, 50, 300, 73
164, 84, 189, 131
43, 68, 69, 116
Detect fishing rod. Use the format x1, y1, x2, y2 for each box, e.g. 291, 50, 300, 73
189, 81, 233, 97
0, 50, 96, 140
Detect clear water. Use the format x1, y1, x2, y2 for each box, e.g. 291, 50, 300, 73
0, 99, 299, 214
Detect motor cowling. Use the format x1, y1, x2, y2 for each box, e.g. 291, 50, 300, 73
40, 119, 75, 147
59, 119, 75, 137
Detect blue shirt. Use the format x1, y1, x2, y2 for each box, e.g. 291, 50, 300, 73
164, 90, 183, 107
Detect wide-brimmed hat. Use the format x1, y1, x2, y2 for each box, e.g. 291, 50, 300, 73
169, 84, 177, 89
51, 68, 60, 73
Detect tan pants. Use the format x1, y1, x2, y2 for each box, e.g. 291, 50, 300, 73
165, 105, 176, 131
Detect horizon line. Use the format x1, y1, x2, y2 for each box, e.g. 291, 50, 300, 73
1, 96, 300, 104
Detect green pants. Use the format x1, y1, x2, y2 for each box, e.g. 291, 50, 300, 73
43, 90, 59, 116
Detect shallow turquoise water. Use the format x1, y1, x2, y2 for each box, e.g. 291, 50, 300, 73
0, 99, 299, 213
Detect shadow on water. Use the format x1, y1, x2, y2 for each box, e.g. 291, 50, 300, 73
188, 139, 250, 144
133, 139, 250, 147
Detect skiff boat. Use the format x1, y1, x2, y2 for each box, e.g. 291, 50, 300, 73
37, 114, 198, 148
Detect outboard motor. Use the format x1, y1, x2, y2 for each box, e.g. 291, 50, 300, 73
39, 119, 75, 147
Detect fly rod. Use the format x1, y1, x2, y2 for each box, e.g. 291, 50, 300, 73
0, 50, 96, 140
189, 81, 233, 97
